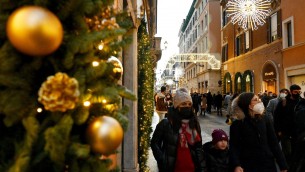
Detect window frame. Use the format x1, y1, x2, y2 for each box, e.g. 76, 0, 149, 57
282, 16, 294, 49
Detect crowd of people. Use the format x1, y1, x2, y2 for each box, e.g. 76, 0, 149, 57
151, 84, 305, 172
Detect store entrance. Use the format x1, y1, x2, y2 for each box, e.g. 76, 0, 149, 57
263, 80, 276, 94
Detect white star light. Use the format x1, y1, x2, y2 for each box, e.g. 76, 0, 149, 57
226, 0, 271, 30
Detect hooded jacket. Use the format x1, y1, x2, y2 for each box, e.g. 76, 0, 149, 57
229, 96, 288, 172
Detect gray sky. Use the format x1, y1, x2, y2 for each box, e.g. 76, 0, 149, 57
156, 0, 192, 74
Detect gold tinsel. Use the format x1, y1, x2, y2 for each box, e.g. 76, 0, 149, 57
85, 6, 119, 31
38, 72, 80, 112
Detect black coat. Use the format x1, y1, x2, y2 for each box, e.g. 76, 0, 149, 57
151, 112, 204, 172
289, 98, 305, 172
274, 96, 299, 137
229, 115, 288, 172
202, 141, 229, 172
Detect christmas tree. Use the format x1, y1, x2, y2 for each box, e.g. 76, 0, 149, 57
0, 0, 136, 171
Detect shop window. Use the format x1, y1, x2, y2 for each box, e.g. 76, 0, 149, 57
246, 75, 251, 92
237, 77, 242, 93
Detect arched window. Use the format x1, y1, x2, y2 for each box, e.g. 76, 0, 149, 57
242, 70, 254, 92
223, 72, 232, 93
234, 72, 243, 94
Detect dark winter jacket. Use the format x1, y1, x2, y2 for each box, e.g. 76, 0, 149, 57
294, 98, 305, 136
202, 141, 229, 172
289, 98, 305, 172
151, 108, 204, 172
274, 96, 299, 138
229, 115, 288, 172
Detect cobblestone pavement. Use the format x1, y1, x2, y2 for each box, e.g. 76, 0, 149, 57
147, 108, 229, 171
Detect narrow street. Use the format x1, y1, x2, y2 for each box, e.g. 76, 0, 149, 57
147, 108, 229, 171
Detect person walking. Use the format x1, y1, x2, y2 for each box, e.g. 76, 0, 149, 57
289, 96, 305, 172
192, 92, 200, 115
274, 84, 302, 167
151, 88, 204, 172
155, 86, 168, 122
200, 94, 207, 116
202, 129, 229, 172
266, 88, 289, 122
229, 92, 288, 172
215, 92, 223, 116
206, 92, 213, 114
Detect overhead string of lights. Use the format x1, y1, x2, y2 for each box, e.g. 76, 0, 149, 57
226, 0, 272, 30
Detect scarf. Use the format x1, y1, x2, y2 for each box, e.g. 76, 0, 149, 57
178, 119, 201, 147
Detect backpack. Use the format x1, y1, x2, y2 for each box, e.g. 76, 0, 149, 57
156, 96, 167, 111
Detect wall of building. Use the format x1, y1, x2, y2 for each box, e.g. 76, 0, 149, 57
281, 0, 305, 91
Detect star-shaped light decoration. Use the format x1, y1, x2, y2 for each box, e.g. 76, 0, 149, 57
226, 0, 271, 30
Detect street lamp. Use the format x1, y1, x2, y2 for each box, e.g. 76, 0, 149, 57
163, 40, 168, 50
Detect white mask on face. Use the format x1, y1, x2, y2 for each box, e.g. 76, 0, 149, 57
253, 102, 265, 114
279, 93, 287, 99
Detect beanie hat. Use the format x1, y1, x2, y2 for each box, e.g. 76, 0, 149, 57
212, 129, 228, 144
173, 88, 192, 108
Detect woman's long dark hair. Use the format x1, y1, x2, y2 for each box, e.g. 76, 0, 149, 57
237, 92, 254, 117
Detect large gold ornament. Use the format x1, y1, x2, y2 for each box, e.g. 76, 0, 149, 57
38, 72, 80, 112
107, 56, 123, 80
86, 116, 123, 155
6, 6, 63, 56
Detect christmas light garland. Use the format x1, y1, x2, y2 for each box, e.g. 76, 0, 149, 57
137, 19, 154, 172
226, 0, 271, 30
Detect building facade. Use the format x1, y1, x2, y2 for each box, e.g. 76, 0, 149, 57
220, 0, 305, 95
221, 0, 283, 94
178, 0, 222, 94
121, 0, 160, 171
281, 0, 305, 92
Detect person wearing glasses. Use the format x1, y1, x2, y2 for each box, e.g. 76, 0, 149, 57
229, 92, 288, 172
274, 84, 302, 167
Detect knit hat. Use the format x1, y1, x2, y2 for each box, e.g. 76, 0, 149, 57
212, 129, 228, 144
173, 88, 192, 108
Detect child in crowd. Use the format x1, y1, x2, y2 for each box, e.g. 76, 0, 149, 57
202, 129, 229, 172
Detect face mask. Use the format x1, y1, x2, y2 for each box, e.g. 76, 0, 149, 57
178, 107, 193, 119
279, 93, 287, 99
252, 102, 265, 114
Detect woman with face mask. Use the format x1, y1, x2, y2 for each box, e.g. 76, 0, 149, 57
229, 92, 288, 172
151, 88, 204, 172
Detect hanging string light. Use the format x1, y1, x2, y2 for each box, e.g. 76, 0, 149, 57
226, 0, 271, 30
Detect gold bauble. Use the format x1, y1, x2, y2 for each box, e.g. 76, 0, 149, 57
107, 56, 123, 80
86, 116, 123, 155
6, 6, 63, 56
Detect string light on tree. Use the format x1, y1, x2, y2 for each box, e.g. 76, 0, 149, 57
226, 0, 271, 30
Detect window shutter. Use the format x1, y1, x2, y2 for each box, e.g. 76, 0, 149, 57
277, 9, 282, 38
249, 30, 253, 50
241, 33, 245, 54
267, 17, 271, 43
